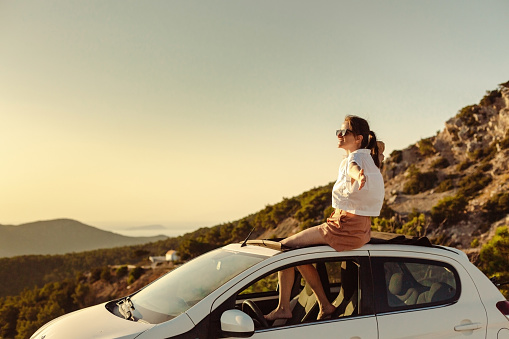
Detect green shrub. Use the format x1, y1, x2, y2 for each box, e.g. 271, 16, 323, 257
468, 143, 497, 163
418, 138, 435, 157
379, 200, 396, 219
403, 166, 438, 195
479, 226, 509, 297
435, 178, 454, 193
405, 208, 420, 222
456, 159, 472, 171
178, 238, 216, 260
372, 217, 400, 233
431, 194, 467, 226
398, 213, 427, 237
480, 89, 501, 106
479, 227, 509, 275
478, 161, 493, 172
116, 265, 128, 277
458, 170, 492, 198
100, 267, 111, 282
127, 266, 144, 285
133, 249, 150, 258
231, 219, 253, 241
389, 150, 403, 163
457, 105, 480, 127
294, 186, 330, 224
484, 193, 509, 222
90, 268, 102, 283
431, 157, 450, 169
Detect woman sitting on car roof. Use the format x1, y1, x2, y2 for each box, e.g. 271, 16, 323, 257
265, 115, 385, 321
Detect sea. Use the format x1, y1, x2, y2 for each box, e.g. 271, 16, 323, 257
100, 223, 201, 239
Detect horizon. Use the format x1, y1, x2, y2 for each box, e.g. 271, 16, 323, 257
2, 1, 509, 234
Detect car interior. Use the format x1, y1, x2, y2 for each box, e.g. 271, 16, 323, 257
385, 261, 457, 308
235, 260, 360, 329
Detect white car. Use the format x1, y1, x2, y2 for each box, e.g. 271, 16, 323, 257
30, 233, 509, 339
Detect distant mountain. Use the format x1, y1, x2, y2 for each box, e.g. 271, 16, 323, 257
0, 219, 168, 257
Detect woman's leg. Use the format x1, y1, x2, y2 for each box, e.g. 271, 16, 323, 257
266, 226, 335, 321
297, 264, 336, 319
264, 267, 295, 321
281, 224, 328, 248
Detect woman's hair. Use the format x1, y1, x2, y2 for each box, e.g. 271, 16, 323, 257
344, 115, 381, 168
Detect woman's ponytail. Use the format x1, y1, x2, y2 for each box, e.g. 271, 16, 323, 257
367, 131, 380, 168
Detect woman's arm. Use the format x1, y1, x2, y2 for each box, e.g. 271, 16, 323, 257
348, 162, 366, 190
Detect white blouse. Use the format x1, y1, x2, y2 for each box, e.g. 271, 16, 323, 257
332, 149, 384, 216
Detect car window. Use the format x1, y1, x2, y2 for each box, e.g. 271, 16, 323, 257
235, 259, 362, 331
325, 261, 343, 285
383, 259, 458, 309
240, 271, 279, 295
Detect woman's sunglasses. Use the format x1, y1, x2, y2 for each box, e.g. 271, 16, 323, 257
336, 129, 353, 137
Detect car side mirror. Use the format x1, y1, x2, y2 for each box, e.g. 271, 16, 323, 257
220, 309, 254, 338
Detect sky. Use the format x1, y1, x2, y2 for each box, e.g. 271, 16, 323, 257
1, 0, 508, 237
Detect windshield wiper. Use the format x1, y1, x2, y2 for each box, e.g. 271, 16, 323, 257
117, 296, 136, 321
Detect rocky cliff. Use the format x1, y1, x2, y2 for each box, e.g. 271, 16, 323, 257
382, 81, 509, 252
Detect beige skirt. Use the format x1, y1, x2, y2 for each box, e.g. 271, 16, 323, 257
318, 209, 371, 252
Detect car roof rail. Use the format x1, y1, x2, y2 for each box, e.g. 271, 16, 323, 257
368, 232, 432, 247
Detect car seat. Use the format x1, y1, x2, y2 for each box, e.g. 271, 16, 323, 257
272, 263, 330, 326
331, 261, 359, 318
417, 282, 455, 304
388, 273, 419, 305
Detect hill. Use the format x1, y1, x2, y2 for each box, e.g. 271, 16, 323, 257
0, 219, 167, 257
380, 81, 509, 253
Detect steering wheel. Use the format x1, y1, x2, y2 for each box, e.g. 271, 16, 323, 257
242, 299, 269, 328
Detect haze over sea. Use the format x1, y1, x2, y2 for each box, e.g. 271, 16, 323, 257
100, 222, 203, 238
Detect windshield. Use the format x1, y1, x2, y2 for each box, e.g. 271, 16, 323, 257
129, 248, 265, 323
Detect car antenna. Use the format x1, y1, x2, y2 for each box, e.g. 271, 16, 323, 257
240, 227, 256, 247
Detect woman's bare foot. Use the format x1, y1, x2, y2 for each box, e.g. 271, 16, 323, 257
264, 307, 292, 321
317, 303, 336, 320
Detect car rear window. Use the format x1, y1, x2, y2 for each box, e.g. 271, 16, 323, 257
374, 258, 460, 312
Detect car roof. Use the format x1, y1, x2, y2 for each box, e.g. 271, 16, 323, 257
229, 231, 466, 259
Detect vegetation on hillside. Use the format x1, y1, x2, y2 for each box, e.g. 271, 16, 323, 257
478, 226, 509, 297
0, 263, 161, 339
0, 243, 175, 298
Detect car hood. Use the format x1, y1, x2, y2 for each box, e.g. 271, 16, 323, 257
30, 303, 154, 339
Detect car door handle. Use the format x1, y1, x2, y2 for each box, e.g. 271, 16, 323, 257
454, 322, 483, 331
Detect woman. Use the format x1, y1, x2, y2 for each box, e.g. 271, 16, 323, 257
265, 115, 385, 321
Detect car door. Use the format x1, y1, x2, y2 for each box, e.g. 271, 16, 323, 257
215, 250, 379, 339
371, 250, 487, 339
